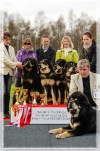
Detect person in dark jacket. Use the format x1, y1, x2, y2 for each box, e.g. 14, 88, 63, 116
36, 35, 55, 65
81, 32, 97, 73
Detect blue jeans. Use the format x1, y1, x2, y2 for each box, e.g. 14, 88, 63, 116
0, 74, 12, 114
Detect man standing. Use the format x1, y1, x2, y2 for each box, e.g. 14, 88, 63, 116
36, 35, 55, 65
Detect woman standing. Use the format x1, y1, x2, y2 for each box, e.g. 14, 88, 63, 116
81, 32, 97, 73
55, 36, 79, 63
36, 35, 55, 65
13, 38, 37, 104
0, 32, 24, 118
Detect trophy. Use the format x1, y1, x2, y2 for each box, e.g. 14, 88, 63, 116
20, 89, 28, 105
14, 87, 21, 105
40, 94, 46, 106
30, 91, 40, 106
12, 106, 18, 117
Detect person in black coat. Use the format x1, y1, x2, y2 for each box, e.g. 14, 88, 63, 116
36, 35, 55, 65
80, 32, 98, 73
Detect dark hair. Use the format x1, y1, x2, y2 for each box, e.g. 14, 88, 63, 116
82, 32, 96, 45
1, 32, 11, 40
41, 35, 50, 44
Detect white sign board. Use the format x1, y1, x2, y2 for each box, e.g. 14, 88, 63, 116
11, 105, 71, 124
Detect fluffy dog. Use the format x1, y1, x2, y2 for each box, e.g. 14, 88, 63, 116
39, 59, 58, 105
21, 57, 41, 102
49, 91, 96, 138
65, 62, 77, 89
54, 59, 69, 104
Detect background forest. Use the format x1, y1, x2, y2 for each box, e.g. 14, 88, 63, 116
0, 10, 100, 58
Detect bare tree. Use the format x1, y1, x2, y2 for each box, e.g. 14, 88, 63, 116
48, 16, 66, 50
2, 11, 96, 56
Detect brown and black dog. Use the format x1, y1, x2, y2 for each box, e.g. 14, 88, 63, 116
65, 62, 77, 89
49, 91, 96, 139
39, 59, 58, 105
21, 57, 41, 103
54, 59, 69, 104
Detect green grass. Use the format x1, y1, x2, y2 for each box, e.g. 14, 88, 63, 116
9, 83, 15, 109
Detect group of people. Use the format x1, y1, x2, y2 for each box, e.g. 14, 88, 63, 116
0, 31, 99, 119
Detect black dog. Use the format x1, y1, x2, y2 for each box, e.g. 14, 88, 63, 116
49, 91, 96, 138
54, 59, 69, 104
65, 62, 77, 89
21, 57, 41, 102
39, 59, 58, 105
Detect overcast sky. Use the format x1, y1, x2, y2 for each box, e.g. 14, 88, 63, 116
0, 0, 100, 24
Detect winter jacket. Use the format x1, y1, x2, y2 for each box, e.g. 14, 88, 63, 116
81, 44, 97, 73
55, 49, 79, 63
36, 46, 55, 65
14, 48, 37, 77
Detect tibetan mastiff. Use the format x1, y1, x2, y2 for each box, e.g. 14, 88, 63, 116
21, 57, 41, 102
65, 62, 77, 89
49, 91, 96, 138
39, 59, 58, 105
54, 59, 69, 104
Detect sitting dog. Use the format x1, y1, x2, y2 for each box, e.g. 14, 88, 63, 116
49, 91, 96, 138
39, 59, 58, 105
65, 62, 77, 89
54, 59, 69, 104
21, 57, 41, 103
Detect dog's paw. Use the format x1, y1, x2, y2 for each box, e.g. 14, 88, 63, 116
64, 101, 67, 104
56, 134, 65, 139
44, 102, 48, 105
53, 101, 58, 105
48, 129, 57, 134
57, 100, 60, 104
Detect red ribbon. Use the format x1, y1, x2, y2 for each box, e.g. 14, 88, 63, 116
8, 105, 32, 128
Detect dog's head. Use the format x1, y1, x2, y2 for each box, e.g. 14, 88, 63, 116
65, 62, 77, 78
67, 91, 90, 117
22, 57, 38, 73
54, 59, 66, 74
39, 59, 53, 74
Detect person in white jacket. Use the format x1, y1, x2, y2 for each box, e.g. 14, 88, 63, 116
0, 32, 24, 118
69, 59, 100, 110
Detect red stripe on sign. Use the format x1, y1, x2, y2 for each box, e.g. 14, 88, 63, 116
12, 103, 67, 108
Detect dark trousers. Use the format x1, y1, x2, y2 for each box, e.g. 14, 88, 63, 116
0, 74, 12, 114
12, 77, 22, 104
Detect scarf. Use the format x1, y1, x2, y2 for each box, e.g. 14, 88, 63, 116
64, 48, 71, 56
83, 42, 92, 51
42, 46, 49, 53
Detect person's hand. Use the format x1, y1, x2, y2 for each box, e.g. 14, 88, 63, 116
16, 64, 24, 69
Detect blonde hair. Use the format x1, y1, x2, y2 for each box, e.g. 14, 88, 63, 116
22, 38, 33, 48
60, 36, 74, 49
77, 59, 90, 68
